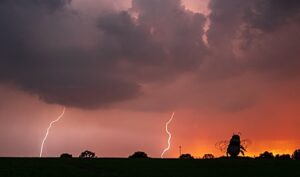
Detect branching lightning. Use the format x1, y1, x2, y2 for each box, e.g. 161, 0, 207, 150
39, 107, 66, 157
161, 112, 175, 158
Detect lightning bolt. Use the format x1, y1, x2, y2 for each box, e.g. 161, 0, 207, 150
39, 107, 66, 157
161, 112, 175, 158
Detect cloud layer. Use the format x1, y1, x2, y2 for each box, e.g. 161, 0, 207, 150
0, 0, 299, 110
0, 0, 208, 109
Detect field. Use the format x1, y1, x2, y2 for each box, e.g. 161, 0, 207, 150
0, 158, 299, 177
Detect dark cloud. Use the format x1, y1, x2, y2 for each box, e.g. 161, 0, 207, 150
242, 0, 300, 77
0, 0, 71, 11
183, 0, 300, 112
0, 0, 140, 109
207, 0, 300, 79
208, 0, 300, 38
1, 0, 299, 110
97, 0, 207, 81
243, 0, 300, 31
0, 0, 207, 109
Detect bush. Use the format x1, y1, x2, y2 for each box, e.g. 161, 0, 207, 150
60, 153, 72, 158
275, 154, 291, 160
179, 153, 194, 159
129, 151, 149, 158
79, 150, 96, 158
203, 154, 215, 159
292, 149, 300, 160
258, 151, 274, 159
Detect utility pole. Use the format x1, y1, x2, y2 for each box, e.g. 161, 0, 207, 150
179, 145, 182, 156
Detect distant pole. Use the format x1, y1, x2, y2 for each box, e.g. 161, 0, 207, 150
179, 146, 182, 156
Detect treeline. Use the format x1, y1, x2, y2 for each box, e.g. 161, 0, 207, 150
59, 149, 300, 160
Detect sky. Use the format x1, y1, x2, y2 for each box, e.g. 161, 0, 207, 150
0, 0, 300, 158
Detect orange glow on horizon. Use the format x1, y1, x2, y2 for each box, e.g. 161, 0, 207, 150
167, 140, 299, 158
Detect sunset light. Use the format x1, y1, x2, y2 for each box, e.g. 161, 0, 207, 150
0, 0, 300, 176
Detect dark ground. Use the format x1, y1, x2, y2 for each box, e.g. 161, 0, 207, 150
0, 158, 299, 177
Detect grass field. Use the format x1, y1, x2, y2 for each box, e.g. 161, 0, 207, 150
0, 158, 299, 177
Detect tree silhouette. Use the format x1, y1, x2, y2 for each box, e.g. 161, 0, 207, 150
258, 151, 274, 159
179, 153, 194, 159
203, 154, 215, 159
226, 134, 246, 158
60, 153, 72, 158
292, 149, 300, 160
129, 151, 149, 158
275, 154, 291, 160
79, 150, 96, 158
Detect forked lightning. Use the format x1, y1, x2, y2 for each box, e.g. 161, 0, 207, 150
40, 107, 66, 157
161, 112, 175, 158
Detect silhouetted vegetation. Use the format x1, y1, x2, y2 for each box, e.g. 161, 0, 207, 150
60, 153, 72, 158
292, 149, 300, 160
258, 151, 274, 159
79, 150, 96, 158
179, 153, 194, 159
203, 154, 215, 159
129, 151, 149, 158
275, 154, 291, 160
226, 134, 246, 157
2, 158, 300, 177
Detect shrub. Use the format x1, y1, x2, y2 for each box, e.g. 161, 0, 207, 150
129, 151, 149, 158
258, 151, 274, 159
275, 154, 291, 160
292, 149, 300, 160
179, 153, 194, 159
79, 150, 96, 158
60, 153, 72, 158
203, 154, 215, 159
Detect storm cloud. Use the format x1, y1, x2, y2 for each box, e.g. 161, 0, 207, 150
0, 0, 207, 109
0, 0, 299, 110
206, 0, 300, 79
